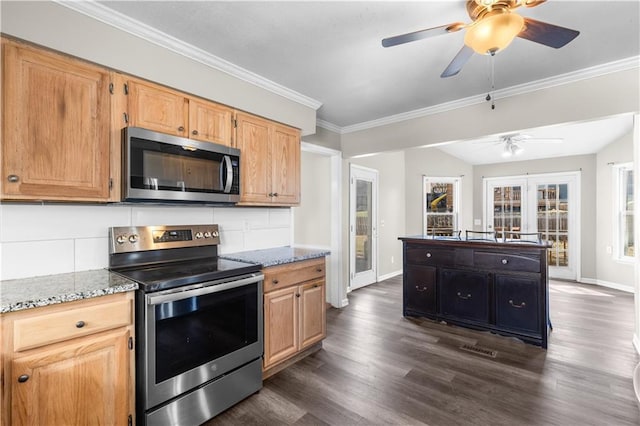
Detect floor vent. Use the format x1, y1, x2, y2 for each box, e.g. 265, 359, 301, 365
459, 344, 498, 358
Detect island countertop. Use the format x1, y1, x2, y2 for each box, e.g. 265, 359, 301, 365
0, 269, 138, 314
219, 246, 330, 268
399, 234, 551, 248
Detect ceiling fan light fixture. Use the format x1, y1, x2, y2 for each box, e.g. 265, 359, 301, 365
464, 12, 525, 54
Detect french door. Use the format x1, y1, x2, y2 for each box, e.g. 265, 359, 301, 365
485, 172, 579, 280
349, 165, 378, 290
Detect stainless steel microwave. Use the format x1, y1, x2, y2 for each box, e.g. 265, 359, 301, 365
122, 127, 240, 204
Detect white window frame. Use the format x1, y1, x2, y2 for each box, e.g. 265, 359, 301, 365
422, 176, 461, 236
614, 162, 634, 262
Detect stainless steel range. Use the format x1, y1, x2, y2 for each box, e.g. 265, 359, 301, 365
108, 224, 263, 426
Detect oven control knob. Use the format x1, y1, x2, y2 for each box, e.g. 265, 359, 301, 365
204, 231, 212, 238
129, 234, 139, 244
116, 234, 127, 245
212, 230, 219, 238
195, 232, 204, 239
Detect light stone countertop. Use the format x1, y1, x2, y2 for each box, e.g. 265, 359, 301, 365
220, 246, 330, 268
0, 269, 138, 314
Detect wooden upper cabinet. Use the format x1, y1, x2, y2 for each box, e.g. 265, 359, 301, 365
236, 112, 301, 206
271, 124, 301, 205
124, 76, 234, 146
189, 98, 234, 146
1, 38, 112, 201
235, 112, 271, 204
126, 78, 188, 137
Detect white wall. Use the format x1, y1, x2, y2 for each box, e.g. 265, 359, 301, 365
596, 131, 635, 290
0, 204, 291, 281
0, 0, 316, 134
404, 146, 474, 236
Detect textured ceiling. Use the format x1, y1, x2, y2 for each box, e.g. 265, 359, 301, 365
96, 0, 640, 129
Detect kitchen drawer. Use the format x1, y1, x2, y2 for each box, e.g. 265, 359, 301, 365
474, 251, 540, 273
495, 274, 541, 334
263, 257, 325, 293
13, 297, 132, 352
439, 269, 489, 323
404, 265, 437, 316
405, 245, 454, 266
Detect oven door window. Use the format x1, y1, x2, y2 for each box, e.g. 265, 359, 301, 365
154, 283, 258, 383
130, 137, 232, 194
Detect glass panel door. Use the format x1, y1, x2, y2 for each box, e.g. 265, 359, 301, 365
350, 165, 378, 290
486, 179, 526, 241
536, 184, 569, 268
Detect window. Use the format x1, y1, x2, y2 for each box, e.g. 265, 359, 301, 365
423, 177, 460, 236
614, 163, 634, 261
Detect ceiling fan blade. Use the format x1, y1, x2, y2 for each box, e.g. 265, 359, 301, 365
382, 22, 465, 48
518, 17, 579, 48
441, 45, 474, 78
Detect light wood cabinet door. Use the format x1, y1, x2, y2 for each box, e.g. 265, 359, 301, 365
2, 38, 111, 201
188, 98, 234, 146
263, 286, 299, 369
127, 78, 188, 137
299, 279, 326, 350
236, 112, 271, 204
270, 124, 301, 205
10, 328, 131, 426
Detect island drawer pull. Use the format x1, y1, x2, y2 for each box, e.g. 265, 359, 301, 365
457, 292, 472, 300
509, 300, 526, 308
501, 259, 508, 265
415, 285, 428, 292
426, 252, 432, 258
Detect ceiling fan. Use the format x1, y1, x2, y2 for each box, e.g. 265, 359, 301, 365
491, 133, 563, 157
381, 0, 580, 78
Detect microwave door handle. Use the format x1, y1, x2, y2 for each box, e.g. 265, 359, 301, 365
223, 155, 233, 193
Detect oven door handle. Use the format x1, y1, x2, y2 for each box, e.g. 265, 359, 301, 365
146, 273, 263, 305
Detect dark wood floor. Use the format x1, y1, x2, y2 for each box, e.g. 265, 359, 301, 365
207, 277, 640, 425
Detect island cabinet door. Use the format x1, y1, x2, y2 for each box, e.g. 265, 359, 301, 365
495, 274, 541, 334
439, 269, 490, 323
404, 265, 437, 316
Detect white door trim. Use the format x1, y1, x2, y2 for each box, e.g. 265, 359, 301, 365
297, 142, 346, 308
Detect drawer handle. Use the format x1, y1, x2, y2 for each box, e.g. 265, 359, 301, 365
501, 259, 508, 265
509, 300, 526, 309
75, 320, 86, 328
457, 292, 472, 300
426, 253, 432, 258
17, 374, 29, 383
313, 284, 319, 288
272, 279, 279, 285
178, 126, 185, 132
316, 268, 323, 272
415, 286, 428, 292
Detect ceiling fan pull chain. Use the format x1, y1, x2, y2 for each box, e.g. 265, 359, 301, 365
489, 51, 496, 110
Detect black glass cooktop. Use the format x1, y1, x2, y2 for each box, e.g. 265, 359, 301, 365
112, 257, 262, 292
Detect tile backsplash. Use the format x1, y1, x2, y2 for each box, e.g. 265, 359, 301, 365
0, 203, 292, 280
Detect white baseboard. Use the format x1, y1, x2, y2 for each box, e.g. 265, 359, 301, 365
578, 278, 635, 293
378, 270, 403, 282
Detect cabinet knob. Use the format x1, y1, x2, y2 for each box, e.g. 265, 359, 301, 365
273, 192, 279, 197
7, 174, 19, 183
192, 129, 198, 135
75, 320, 86, 328
426, 252, 432, 258
272, 279, 279, 285
268, 193, 274, 197
316, 268, 323, 272
296, 293, 300, 298
501, 259, 508, 265
17, 374, 29, 383
178, 126, 185, 132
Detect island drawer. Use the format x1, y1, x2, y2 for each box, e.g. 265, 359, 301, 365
474, 251, 540, 273
12, 296, 132, 352
263, 257, 325, 293
405, 245, 454, 266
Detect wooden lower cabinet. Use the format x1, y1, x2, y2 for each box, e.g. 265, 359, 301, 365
1, 292, 135, 426
262, 258, 326, 374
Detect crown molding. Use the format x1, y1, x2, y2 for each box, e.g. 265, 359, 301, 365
320, 56, 640, 134
53, 0, 322, 111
